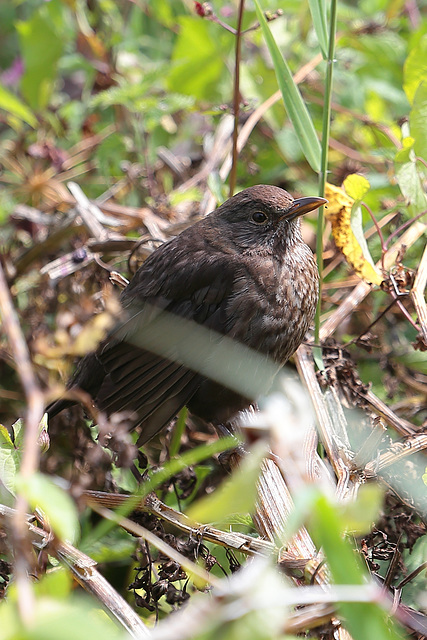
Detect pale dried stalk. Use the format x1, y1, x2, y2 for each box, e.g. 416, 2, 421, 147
295, 345, 353, 485
320, 219, 427, 341
67, 181, 112, 241
365, 432, 427, 473
83, 490, 274, 557
0, 505, 150, 640
411, 242, 427, 346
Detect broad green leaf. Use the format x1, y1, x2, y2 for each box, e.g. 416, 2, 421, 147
0, 84, 37, 127
0, 423, 19, 499
167, 17, 227, 101
410, 82, 427, 161
187, 443, 267, 525
308, 0, 328, 58
253, 0, 321, 173
395, 158, 427, 215
394, 136, 414, 163
403, 34, 427, 104
394, 349, 427, 375
16, 12, 63, 110
16, 473, 80, 544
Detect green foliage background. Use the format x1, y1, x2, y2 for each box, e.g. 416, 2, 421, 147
0, 0, 426, 638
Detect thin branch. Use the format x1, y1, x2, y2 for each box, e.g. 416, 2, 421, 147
0, 262, 45, 624
229, 0, 245, 197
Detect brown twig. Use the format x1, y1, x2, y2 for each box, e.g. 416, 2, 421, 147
0, 263, 45, 623
229, 0, 245, 197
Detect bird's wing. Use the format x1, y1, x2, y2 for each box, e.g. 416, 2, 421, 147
90, 246, 242, 440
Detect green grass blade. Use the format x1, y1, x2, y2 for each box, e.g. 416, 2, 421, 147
254, 0, 321, 173
308, 0, 328, 58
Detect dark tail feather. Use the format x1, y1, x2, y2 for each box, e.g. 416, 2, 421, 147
46, 397, 77, 419
46, 351, 105, 419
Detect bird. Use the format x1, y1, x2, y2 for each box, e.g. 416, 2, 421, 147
47, 185, 326, 445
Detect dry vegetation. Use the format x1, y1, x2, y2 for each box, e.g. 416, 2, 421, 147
0, 1, 427, 639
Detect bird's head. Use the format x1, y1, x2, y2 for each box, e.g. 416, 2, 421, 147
214, 184, 326, 252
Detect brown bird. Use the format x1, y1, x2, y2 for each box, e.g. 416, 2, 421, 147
48, 185, 325, 445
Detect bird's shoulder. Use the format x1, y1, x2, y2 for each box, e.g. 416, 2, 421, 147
121, 222, 244, 304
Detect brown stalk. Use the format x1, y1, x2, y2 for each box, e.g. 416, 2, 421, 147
229, 0, 245, 197
0, 263, 45, 623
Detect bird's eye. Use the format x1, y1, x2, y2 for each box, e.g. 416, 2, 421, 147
251, 211, 268, 224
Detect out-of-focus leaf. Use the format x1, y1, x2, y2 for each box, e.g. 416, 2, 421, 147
167, 17, 227, 101
339, 484, 383, 535
324, 182, 383, 285
343, 174, 370, 201
395, 158, 427, 215
0, 83, 37, 127
393, 350, 427, 375
16, 12, 63, 110
186, 443, 266, 525
0, 594, 123, 640
0, 423, 19, 500
253, 0, 321, 173
16, 472, 80, 544
410, 82, 427, 161
307, 491, 405, 640
403, 34, 427, 104
308, 0, 328, 58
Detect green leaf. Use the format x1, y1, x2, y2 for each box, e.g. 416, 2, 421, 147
308, 0, 329, 58
16, 473, 80, 544
395, 157, 427, 215
84, 436, 238, 547
167, 17, 227, 101
403, 34, 427, 104
187, 443, 266, 525
0, 423, 19, 500
0, 84, 37, 127
253, 0, 321, 173
307, 491, 405, 640
394, 349, 427, 375
16, 12, 63, 110
410, 81, 427, 161
339, 484, 383, 535
351, 204, 377, 268
0, 593, 123, 640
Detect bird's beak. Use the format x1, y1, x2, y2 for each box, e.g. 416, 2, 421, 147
282, 196, 328, 220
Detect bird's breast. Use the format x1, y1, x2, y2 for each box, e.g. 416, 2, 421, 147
228, 244, 319, 364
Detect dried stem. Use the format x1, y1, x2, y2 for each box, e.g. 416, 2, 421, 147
0, 263, 45, 623
229, 0, 245, 197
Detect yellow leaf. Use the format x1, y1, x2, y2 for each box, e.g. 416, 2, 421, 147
324, 183, 383, 286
